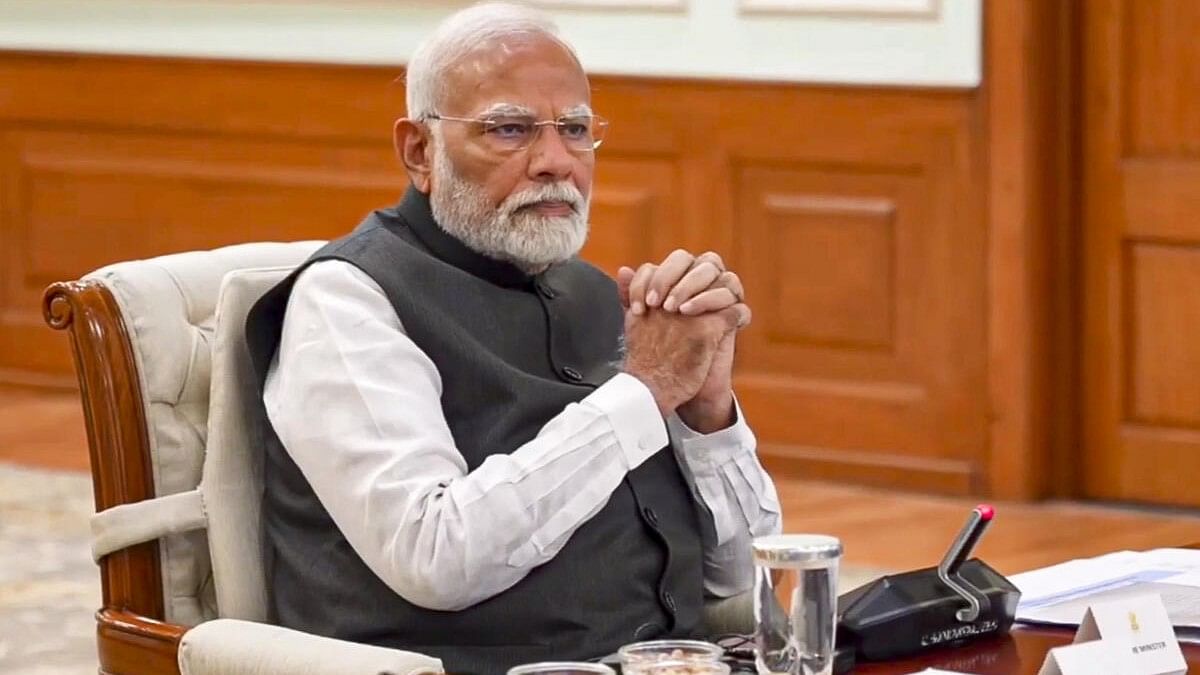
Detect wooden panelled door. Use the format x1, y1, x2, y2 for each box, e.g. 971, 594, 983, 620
1082, 0, 1200, 507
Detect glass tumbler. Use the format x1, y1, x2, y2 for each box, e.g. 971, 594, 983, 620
752, 534, 843, 675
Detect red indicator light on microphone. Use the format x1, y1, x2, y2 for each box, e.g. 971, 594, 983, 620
976, 504, 995, 521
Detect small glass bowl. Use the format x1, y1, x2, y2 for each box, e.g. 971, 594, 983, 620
620, 660, 731, 675
506, 663, 616, 675
617, 639, 724, 671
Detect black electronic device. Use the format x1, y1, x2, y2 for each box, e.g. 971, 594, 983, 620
835, 504, 1021, 662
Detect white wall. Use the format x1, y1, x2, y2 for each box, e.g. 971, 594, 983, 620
0, 0, 980, 87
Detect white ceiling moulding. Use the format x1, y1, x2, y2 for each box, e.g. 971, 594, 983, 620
739, 0, 940, 19
530, 0, 687, 11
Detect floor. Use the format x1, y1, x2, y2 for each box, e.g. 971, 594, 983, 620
782, 480, 1200, 575
0, 464, 98, 674
0, 386, 90, 472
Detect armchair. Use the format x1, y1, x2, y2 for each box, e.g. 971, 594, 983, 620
43, 243, 443, 675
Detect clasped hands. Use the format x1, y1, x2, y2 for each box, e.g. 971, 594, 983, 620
618, 249, 750, 434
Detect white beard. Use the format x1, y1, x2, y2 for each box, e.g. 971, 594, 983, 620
428, 138, 590, 273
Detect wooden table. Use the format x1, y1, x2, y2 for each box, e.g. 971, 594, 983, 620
853, 625, 1200, 673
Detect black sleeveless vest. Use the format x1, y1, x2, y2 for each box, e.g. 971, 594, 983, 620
245, 188, 705, 674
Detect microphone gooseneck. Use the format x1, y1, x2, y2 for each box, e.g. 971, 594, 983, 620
936, 504, 995, 622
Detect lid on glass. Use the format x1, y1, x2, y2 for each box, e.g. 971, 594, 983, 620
752, 534, 842, 564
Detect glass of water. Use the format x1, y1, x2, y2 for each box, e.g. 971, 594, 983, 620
752, 534, 842, 675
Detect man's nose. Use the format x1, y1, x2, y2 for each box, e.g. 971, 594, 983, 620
526, 127, 575, 182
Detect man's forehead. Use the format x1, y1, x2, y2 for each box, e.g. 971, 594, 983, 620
475, 102, 593, 117
440, 33, 590, 114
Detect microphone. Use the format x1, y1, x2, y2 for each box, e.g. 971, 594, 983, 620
937, 504, 995, 622
834, 504, 1021, 663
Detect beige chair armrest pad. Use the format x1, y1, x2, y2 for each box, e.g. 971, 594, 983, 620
178, 619, 443, 675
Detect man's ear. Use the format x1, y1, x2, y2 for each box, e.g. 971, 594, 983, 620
394, 118, 433, 193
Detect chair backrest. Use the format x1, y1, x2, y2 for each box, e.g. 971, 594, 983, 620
203, 265, 304, 622
82, 241, 323, 625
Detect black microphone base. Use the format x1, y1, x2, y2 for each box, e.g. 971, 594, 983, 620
835, 558, 1021, 662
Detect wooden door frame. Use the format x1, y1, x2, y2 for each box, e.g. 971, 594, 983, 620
982, 0, 1080, 499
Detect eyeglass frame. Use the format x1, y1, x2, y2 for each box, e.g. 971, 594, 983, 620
421, 112, 609, 153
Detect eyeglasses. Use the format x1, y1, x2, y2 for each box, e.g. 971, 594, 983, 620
423, 113, 609, 153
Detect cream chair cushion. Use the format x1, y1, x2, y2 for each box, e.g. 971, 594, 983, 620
178, 619, 443, 675
85, 242, 323, 624
203, 265, 299, 621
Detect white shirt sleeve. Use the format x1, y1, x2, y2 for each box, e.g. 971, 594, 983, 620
670, 408, 783, 597
263, 259, 779, 610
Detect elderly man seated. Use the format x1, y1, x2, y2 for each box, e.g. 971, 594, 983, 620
246, 2, 780, 673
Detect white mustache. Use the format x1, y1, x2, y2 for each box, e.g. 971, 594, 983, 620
500, 182, 585, 216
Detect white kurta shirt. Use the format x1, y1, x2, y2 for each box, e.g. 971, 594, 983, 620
263, 259, 782, 612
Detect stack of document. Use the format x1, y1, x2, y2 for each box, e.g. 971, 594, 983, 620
1010, 548, 1200, 643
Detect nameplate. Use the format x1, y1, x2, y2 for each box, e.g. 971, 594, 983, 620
1073, 593, 1186, 675
1037, 640, 1137, 675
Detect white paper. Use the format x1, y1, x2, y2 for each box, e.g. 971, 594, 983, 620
1012, 548, 1200, 642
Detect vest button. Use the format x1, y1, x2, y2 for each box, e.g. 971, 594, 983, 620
561, 366, 584, 382
661, 590, 676, 612
642, 507, 659, 527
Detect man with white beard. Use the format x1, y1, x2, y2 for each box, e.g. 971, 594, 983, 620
245, 3, 780, 674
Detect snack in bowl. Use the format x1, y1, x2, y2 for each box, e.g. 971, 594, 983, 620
620, 660, 731, 675
617, 639, 725, 674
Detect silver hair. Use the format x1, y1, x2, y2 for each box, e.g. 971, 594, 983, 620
405, 2, 578, 120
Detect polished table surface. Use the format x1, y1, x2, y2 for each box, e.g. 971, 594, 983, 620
853, 624, 1200, 673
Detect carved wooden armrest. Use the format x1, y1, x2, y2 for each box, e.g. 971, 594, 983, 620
45, 281, 175, 673
96, 608, 187, 675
